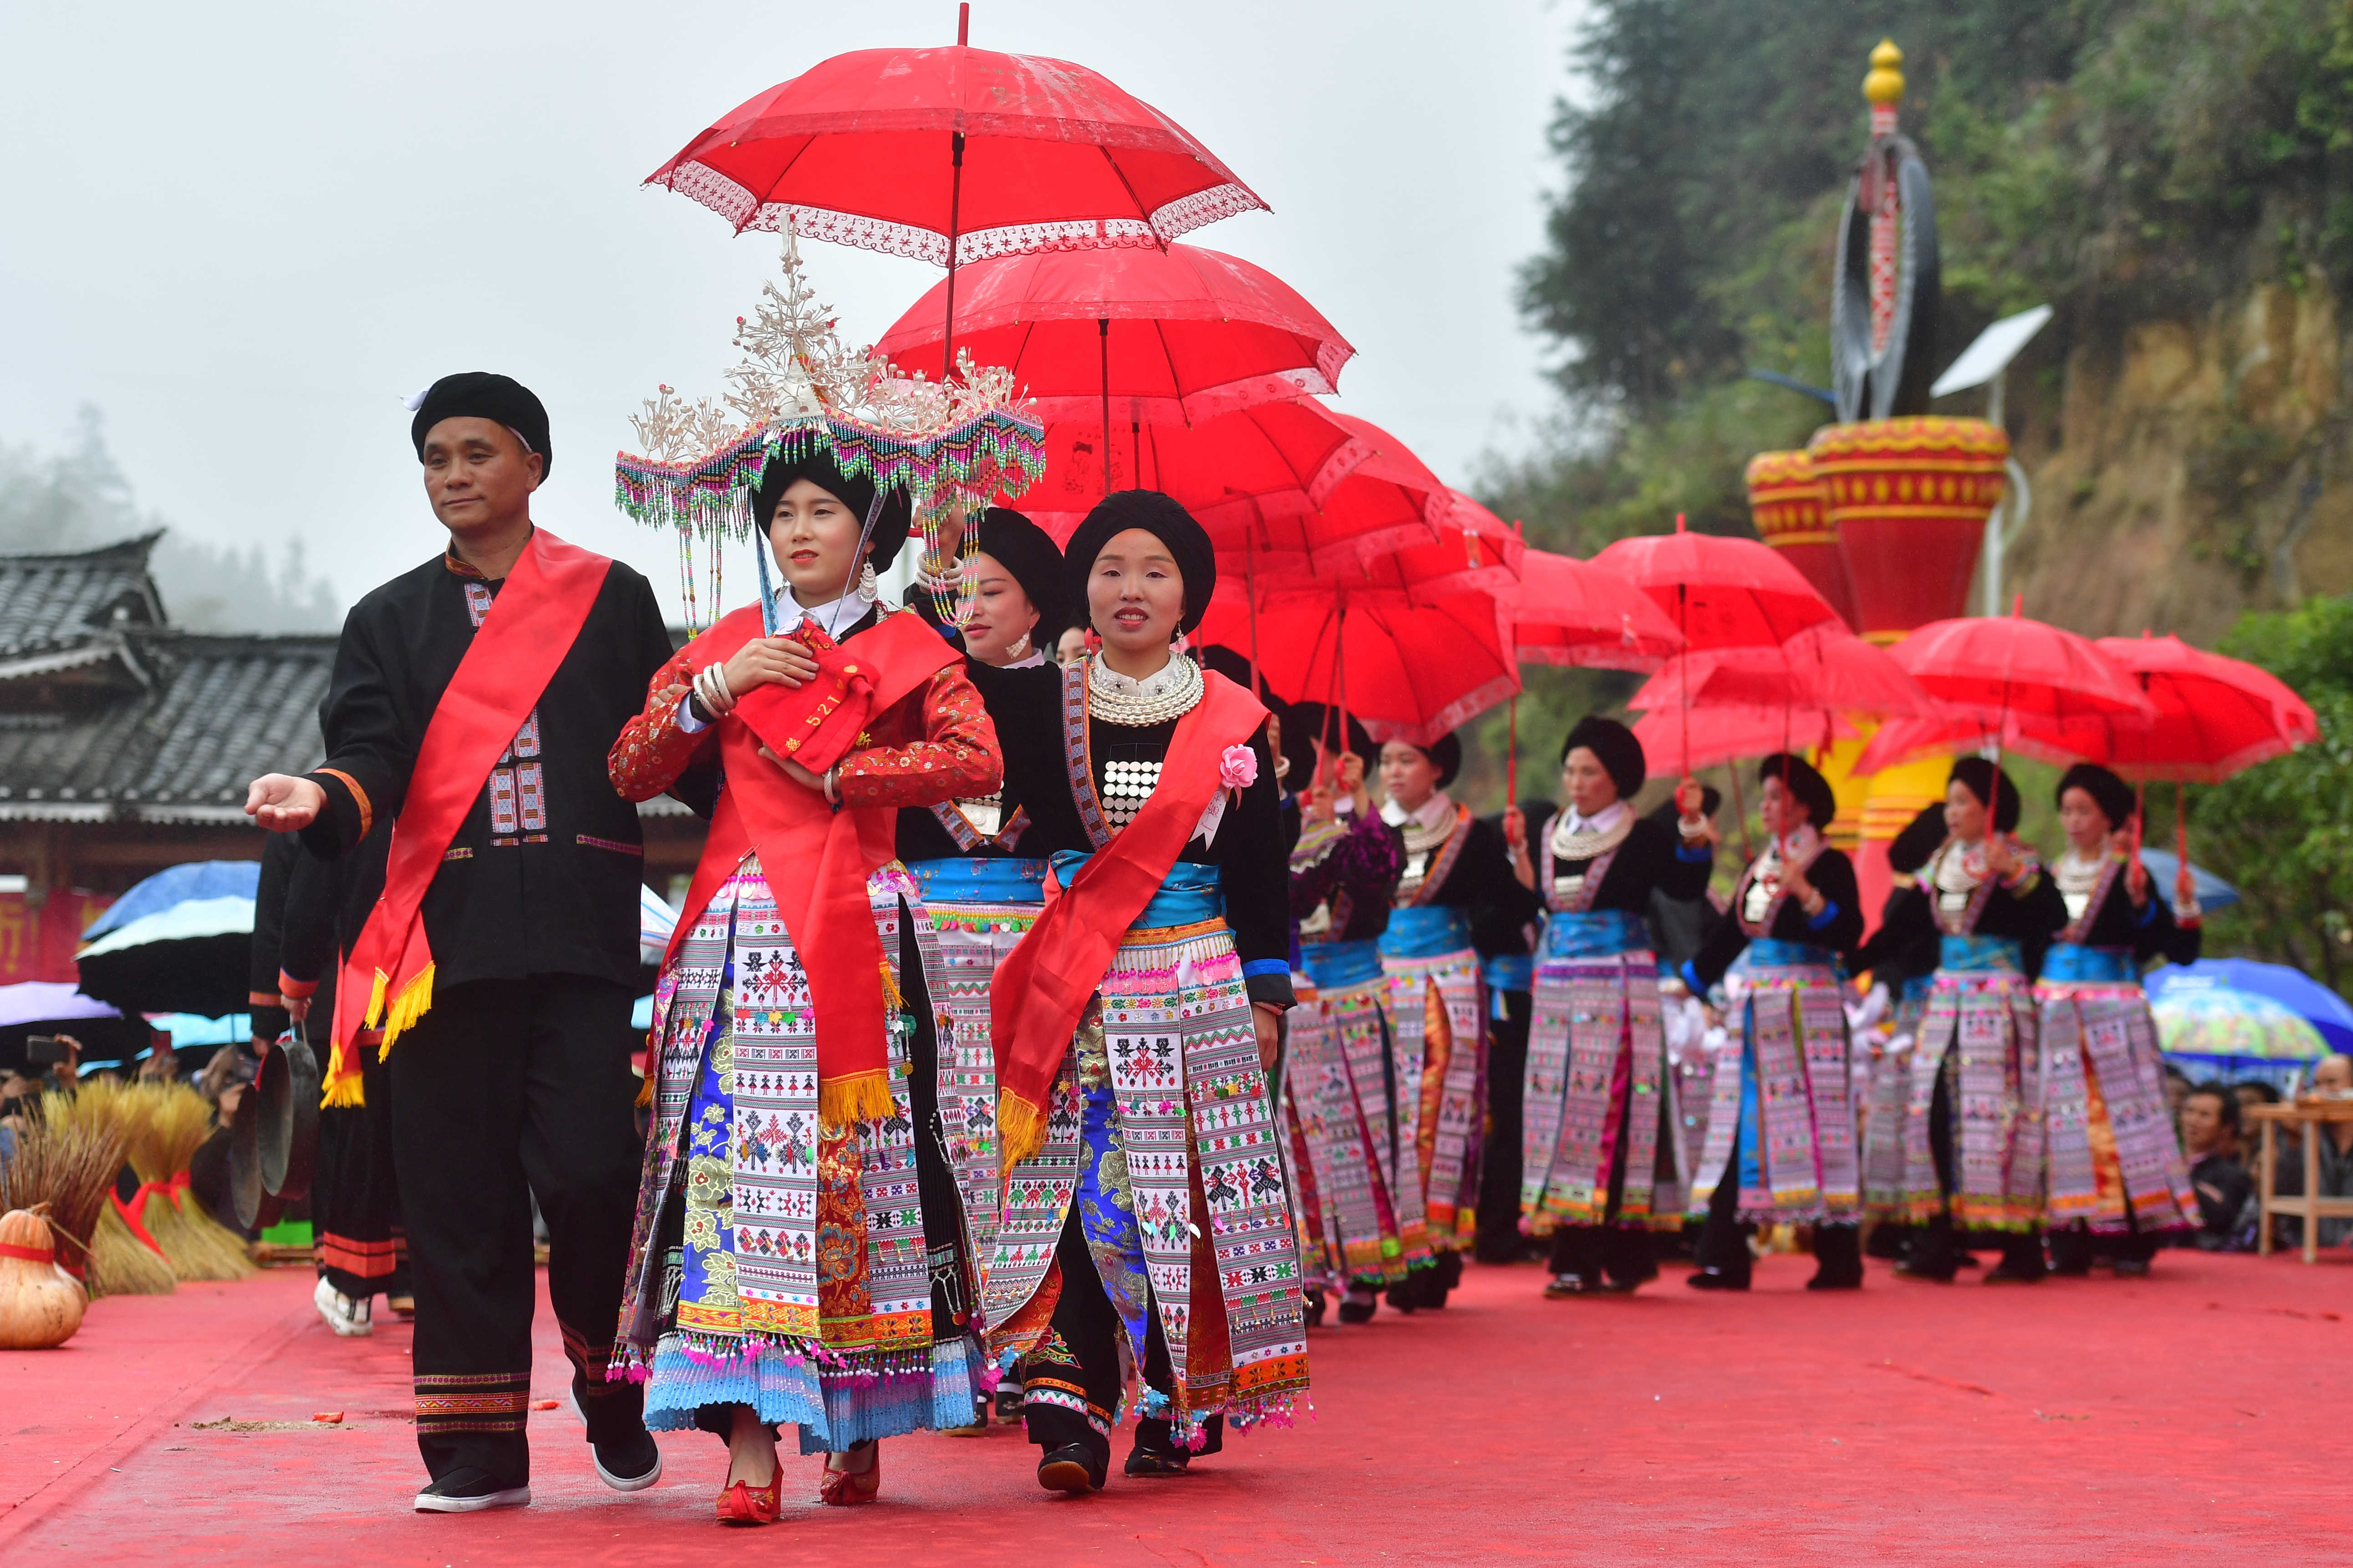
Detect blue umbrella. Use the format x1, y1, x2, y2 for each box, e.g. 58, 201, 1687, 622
2147, 958, 2353, 1058
81, 860, 261, 942
2132, 850, 2238, 914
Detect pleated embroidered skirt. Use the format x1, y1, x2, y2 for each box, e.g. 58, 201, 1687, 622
1688, 943, 1859, 1223
2032, 946, 2197, 1236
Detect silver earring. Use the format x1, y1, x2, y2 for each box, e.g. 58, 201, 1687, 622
856, 561, 879, 603
1005, 628, 1032, 660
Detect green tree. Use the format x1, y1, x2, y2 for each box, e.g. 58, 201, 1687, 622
2191, 596, 2353, 995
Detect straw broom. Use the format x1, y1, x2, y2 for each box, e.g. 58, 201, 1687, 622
120, 1084, 253, 1282
44, 1083, 179, 1296
0, 1108, 126, 1293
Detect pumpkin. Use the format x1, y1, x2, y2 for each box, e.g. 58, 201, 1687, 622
0, 1206, 87, 1349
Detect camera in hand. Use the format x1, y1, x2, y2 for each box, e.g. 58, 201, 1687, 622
26, 1034, 72, 1066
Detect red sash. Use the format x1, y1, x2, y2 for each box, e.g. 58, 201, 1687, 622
324, 529, 610, 1103
662, 606, 959, 1125
990, 669, 1267, 1166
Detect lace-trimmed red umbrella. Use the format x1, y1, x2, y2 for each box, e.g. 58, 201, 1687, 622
1508, 547, 1684, 672
1630, 622, 1929, 716
871, 243, 1355, 433
1632, 705, 1861, 776
646, 12, 1265, 377
1588, 515, 1844, 651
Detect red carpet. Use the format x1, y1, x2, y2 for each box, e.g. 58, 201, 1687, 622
5, 1248, 2345, 1564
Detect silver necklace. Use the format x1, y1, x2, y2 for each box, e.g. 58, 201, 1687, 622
1087, 652, 1203, 727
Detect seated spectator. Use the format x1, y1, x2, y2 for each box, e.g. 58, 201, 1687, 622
2272, 1053, 2353, 1247
2164, 1066, 2194, 1134
2179, 1082, 2256, 1251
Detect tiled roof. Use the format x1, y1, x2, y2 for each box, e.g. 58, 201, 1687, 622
0, 631, 335, 823
0, 532, 165, 664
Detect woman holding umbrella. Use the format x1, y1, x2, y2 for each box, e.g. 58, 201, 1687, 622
1852, 759, 2067, 1284
1679, 755, 1866, 1290
1506, 716, 1716, 1298
1375, 731, 1537, 1307
2031, 764, 2202, 1275
983, 490, 1308, 1493
1285, 704, 1411, 1324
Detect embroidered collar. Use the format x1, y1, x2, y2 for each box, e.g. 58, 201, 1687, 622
1382, 789, 1456, 832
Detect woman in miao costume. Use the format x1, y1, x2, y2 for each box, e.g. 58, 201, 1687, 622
1680, 755, 1866, 1292
2032, 764, 2201, 1277
1375, 731, 1534, 1308
602, 249, 1045, 1522
1504, 716, 1716, 1298
1283, 704, 1411, 1324
891, 507, 1071, 1429
985, 491, 1309, 1494
1854, 758, 2066, 1285
1857, 803, 1951, 1262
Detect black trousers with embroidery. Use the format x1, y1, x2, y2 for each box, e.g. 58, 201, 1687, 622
1907, 1050, 2042, 1277
1546, 1068, 1666, 1286
1020, 1207, 1223, 1470
387, 974, 647, 1483
315, 1037, 409, 1301
1475, 989, 1534, 1262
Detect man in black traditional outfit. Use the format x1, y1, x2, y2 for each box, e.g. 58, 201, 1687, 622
244, 374, 677, 1512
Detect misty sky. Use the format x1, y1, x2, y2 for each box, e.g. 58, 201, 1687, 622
1, 1, 1589, 623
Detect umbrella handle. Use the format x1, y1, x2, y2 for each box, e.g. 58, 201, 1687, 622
941, 132, 966, 381
1506, 693, 1518, 807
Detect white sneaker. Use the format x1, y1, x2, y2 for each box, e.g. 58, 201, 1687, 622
315, 1275, 373, 1337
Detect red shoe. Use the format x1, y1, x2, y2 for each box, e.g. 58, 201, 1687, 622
715, 1468, 781, 1526
818, 1445, 881, 1507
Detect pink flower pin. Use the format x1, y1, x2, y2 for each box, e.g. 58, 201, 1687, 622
1218, 743, 1259, 790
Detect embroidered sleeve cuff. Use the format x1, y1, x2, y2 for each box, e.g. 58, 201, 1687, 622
2002, 866, 2040, 895
1807, 899, 1840, 932
1679, 960, 1704, 994
1676, 841, 1714, 863
248, 989, 282, 1008
276, 970, 319, 1000
2136, 896, 2161, 927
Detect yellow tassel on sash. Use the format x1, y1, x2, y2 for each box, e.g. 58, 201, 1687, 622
877, 959, 905, 1013
997, 1091, 1048, 1172
634, 1070, 656, 1110
320, 1035, 367, 1109
818, 1069, 895, 1129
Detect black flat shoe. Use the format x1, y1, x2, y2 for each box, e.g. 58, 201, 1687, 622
414, 1467, 530, 1513
1805, 1272, 1863, 1290
2111, 1258, 2151, 1278
1982, 1262, 2044, 1284
1038, 1443, 1105, 1494
1383, 1281, 1420, 1314
1336, 1288, 1378, 1324
1302, 1288, 1327, 1329
1893, 1261, 1956, 1283
1542, 1273, 1592, 1298
1684, 1268, 1749, 1292
1124, 1446, 1191, 1478
591, 1425, 662, 1492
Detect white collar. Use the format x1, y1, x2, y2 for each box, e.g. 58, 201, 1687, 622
1089, 649, 1184, 696
1563, 800, 1628, 836
1382, 790, 1455, 830
782, 591, 865, 640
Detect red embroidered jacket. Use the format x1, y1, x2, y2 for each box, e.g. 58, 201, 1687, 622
608, 637, 1000, 811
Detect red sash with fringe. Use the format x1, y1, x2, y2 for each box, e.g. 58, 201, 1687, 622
325, 529, 610, 1103
659, 605, 958, 1125
990, 669, 1267, 1166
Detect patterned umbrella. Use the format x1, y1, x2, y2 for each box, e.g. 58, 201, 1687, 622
2148, 958, 2353, 1072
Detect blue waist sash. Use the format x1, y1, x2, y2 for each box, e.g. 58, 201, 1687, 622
905, 856, 1047, 906
1900, 974, 1934, 1004
1938, 934, 2022, 974
2042, 944, 2137, 983
1379, 905, 1475, 961
1302, 937, 1387, 992
1048, 850, 1224, 929
1747, 937, 1837, 972
1540, 908, 1652, 961
1482, 954, 1535, 994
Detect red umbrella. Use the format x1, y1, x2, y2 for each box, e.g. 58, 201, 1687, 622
1587, 515, 1843, 651
871, 244, 1355, 429
1629, 622, 1929, 716
1881, 611, 2152, 727
1195, 590, 1520, 746
1508, 548, 1685, 672
646, 20, 1264, 377
1634, 706, 1860, 776
1024, 400, 1450, 572
1851, 634, 2315, 784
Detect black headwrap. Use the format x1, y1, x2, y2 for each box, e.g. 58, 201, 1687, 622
1886, 802, 1949, 875
1289, 703, 1375, 765
2057, 762, 2135, 830
1758, 753, 1837, 831
1389, 732, 1462, 789
1947, 756, 2022, 833
1561, 714, 1645, 802
1060, 489, 1215, 636
1194, 644, 1260, 694
972, 508, 1067, 642
754, 445, 914, 570
409, 372, 551, 477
